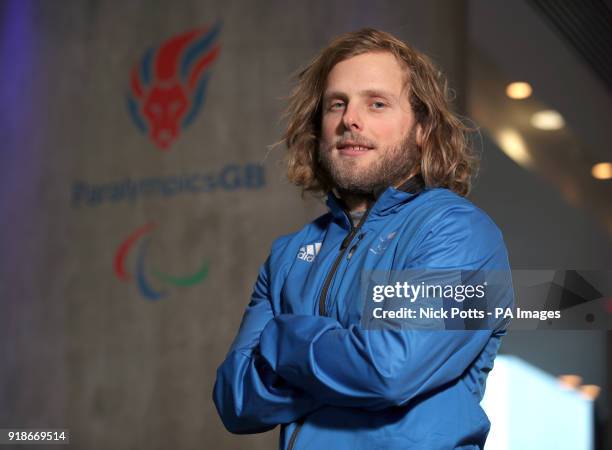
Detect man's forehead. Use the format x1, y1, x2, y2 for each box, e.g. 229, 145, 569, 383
323, 52, 410, 100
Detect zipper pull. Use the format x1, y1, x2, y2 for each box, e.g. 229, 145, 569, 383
347, 233, 365, 260
340, 229, 357, 250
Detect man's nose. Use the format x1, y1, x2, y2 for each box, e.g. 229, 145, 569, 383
342, 104, 362, 131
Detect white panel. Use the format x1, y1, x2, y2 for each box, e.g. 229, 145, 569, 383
482, 355, 593, 450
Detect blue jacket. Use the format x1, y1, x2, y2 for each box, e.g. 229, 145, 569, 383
213, 181, 513, 450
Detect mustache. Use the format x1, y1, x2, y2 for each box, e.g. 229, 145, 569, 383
335, 133, 377, 149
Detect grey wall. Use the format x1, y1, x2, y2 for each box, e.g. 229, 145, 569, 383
0, 1, 609, 449
0, 1, 475, 449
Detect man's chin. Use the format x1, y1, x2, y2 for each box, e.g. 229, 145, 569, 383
332, 158, 373, 175
335, 180, 382, 196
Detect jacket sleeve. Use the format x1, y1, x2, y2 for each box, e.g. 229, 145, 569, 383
212, 244, 321, 434
258, 206, 514, 411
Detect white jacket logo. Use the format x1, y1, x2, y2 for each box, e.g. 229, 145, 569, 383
297, 242, 322, 262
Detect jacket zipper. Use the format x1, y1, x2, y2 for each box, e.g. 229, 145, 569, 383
286, 207, 371, 450
286, 419, 304, 450
347, 232, 365, 260
319, 208, 370, 316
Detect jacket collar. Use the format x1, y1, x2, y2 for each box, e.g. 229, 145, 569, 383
326, 175, 426, 224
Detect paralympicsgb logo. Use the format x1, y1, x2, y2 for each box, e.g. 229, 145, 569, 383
113, 222, 209, 301
127, 22, 221, 150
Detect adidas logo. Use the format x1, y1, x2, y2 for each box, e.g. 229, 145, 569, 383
297, 242, 322, 263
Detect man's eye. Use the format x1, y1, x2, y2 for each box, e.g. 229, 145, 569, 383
329, 102, 344, 110
372, 101, 386, 109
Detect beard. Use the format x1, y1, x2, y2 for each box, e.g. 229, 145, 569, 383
318, 127, 420, 197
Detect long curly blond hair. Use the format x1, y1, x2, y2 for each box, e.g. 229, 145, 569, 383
279, 28, 477, 197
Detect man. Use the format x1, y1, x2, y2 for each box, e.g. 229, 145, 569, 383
213, 28, 513, 450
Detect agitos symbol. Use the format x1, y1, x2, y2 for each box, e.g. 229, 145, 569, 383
127, 22, 222, 150
114, 223, 209, 301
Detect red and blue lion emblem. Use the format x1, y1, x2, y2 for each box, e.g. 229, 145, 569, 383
127, 22, 221, 150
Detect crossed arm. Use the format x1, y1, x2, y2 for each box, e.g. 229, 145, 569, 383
212, 256, 322, 434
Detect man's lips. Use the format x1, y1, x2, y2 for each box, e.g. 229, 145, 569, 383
337, 144, 373, 156
336, 139, 374, 156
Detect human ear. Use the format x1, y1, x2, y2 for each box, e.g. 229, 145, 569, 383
416, 123, 424, 146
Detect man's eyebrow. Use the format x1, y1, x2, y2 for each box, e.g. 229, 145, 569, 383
322, 91, 347, 103
360, 89, 396, 99
323, 89, 397, 102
